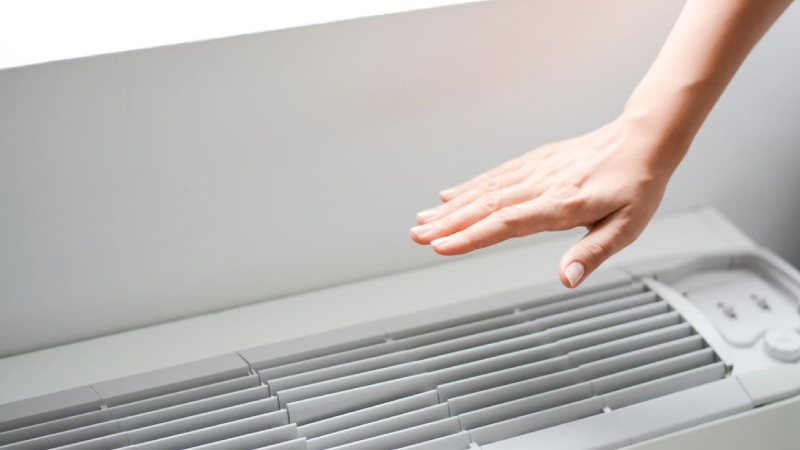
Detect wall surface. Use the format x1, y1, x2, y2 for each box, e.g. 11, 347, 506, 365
1, 0, 799, 357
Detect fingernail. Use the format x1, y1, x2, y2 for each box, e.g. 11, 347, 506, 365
410, 224, 433, 237
431, 236, 453, 247
416, 209, 438, 221
565, 262, 585, 287
439, 188, 457, 199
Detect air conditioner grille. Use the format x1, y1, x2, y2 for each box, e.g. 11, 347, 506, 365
0, 281, 725, 450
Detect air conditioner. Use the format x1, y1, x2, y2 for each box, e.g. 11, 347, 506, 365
2, 237, 799, 450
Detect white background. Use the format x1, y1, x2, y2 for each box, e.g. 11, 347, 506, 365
0, 0, 480, 69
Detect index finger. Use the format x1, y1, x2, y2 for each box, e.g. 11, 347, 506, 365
439, 157, 525, 202
430, 198, 565, 255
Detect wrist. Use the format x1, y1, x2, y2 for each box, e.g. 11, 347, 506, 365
617, 83, 711, 177
622, 72, 721, 145
598, 110, 691, 183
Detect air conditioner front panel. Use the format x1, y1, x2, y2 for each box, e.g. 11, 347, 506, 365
1, 249, 799, 450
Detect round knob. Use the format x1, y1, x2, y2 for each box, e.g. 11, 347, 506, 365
763, 327, 800, 363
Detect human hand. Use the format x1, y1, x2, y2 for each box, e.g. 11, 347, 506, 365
409, 116, 685, 288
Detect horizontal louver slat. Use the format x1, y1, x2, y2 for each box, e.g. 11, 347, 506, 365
277, 363, 426, 408
436, 356, 571, 403
92, 355, 251, 408
592, 348, 714, 395
306, 404, 449, 450
297, 393, 439, 440
417, 334, 551, 374
132, 413, 289, 450
555, 313, 682, 353
457, 384, 594, 431
527, 292, 657, 329
601, 362, 726, 410
0, 411, 111, 447
286, 374, 431, 425
178, 425, 298, 450
447, 369, 583, 416
259, 343, 398, 382
595, 351, 719, 399
126, 401, 282, 445
0, 388, 103, 434
392, 432, 470, 450
467, 398, 604, 445
267, 352, 411, 395
546, 303, 670, 341
578, 336, 704, 380
405, 322, 539, 362
392, 315, 524, 352
109, 376, 261, 420
377, 294, 515, 341
566, 323, 692, 365
1, 422, 120, 450
325, 419, 461, 450
119, 388, 273, 432
250, 439, 308, 450
520, 284, 646, 320
239, 323, 387, 372
425, 344, 562, 388
48, 434, 128, 450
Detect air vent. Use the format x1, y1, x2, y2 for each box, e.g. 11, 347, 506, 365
0, 275, 731, 450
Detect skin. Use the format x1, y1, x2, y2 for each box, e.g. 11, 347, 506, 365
410, 0, 795, 288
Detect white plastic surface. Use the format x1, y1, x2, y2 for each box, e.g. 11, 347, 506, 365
684, 272, 799, 347
645, 248, 800, 376
481, 412, 630, 450
735, 366, 800, 406
763, 327, 800, 362
643, 279, 734, 369
614, 378, 753, 444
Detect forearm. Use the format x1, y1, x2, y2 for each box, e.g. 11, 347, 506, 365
622, 0, 794, 174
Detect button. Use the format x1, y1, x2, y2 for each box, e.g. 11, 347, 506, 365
716, 302, 737, 319
763, 327, 800, 363
749, 294, 770, 311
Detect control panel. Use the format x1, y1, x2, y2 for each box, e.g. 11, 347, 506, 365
638, 251, 800, 375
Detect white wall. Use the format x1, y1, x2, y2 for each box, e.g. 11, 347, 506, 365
1, 0, 799, 357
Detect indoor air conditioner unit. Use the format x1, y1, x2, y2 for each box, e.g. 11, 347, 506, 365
2, 222, 799, 450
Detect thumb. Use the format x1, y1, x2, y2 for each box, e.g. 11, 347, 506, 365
559, 214, 632, 288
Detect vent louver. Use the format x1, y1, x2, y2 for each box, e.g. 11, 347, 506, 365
0, 276, 729, 450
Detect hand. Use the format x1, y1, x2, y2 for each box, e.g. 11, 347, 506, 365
409, 116, 683, 288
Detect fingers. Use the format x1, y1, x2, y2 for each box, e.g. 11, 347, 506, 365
426, 198, 564, 255
417, 170, 531, 225
410, 180, 542, 244
558, 211, 636, 288
438, 157, 526, 202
